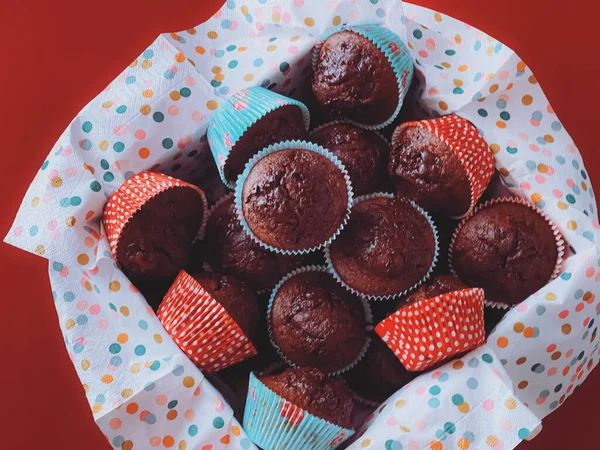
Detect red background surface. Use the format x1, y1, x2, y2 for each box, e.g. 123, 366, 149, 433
0, 0, 598, 448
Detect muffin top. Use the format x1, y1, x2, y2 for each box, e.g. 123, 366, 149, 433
389, 124, 471, 217
224, 104, 307, 183
202, 196, 302, 291
260, 367, 354, 428
241, 148, 349, 251
329, 196, 436, 297
270, 270, 367, 373
191, 272, 259, 340
400, 274, 468, 307
117, 187, 205, 283
309, 122, 389, 195
451, 201, 559, 305
312, 30, 399, 125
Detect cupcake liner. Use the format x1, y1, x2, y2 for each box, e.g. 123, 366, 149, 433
484, 300, 513, 311
243, 372, 354, 450
324, 193, 439, 301
348, 390, 382, 408
207, 87, 311, 188
266, 265, 372, 376
448, 196, 566, 309
157, 270, 257, 372
205, 191, 235, 223
392, 115, 496, 218
102, 171, 207, 262
375, 287, 486, 372
312, 25, 414, 130
234, 140, 354, 255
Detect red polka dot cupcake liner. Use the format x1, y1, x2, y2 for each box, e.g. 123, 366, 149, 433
102, 171, 207, 262
375, 287, 486, 372
157, 270, 257, 372
448, 196, 566, 310
392, 114, 495, 218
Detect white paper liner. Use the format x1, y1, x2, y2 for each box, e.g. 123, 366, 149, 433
324, 193, 439, 301
266, 265, 372, 376
449, 196, 566, 310
234, 139, 354, 255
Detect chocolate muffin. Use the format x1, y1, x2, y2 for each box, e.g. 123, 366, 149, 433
312, 30, 399, 125
451, 200, 560, 305
400, 274, 468, 307
345, 337, 415, 403
389, 124, 471, 217
309, 122, 389, 195
224, 105, 308, 183
270, 270, 367, 373
191, 272, 259, 340
259, 367, 354, 428
241, 148, 349, 252
116, 188, 205, 283
431, 214, 460, 275
328, 196, 436, 297
202, 195, 302, 291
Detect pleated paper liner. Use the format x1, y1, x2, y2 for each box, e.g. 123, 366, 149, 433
392, 114, 496, 218
157, 270, 257, 372
375, 287, 486, 372
324, 193, 439, 301
448, 196, 566, 310
243, 372, 354, 450
207, 86, 311, 188
266, 265, 372, 376
234, 140, 354, 255
102, 171, 207, 262
312, 24, 414, 130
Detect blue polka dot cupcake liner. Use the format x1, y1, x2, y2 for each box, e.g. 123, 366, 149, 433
448, 196, 566, 310
233, 140, 354, 255
324, 193, 439, 301
207, 87, 310, 189
243, 372, 354, 450
312, 24, 414, 130
266, 265, 372, 377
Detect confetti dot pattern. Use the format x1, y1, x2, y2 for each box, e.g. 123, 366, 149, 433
3, 1, 597, 449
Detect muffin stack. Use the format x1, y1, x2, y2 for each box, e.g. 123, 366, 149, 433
101, 24, 565, 450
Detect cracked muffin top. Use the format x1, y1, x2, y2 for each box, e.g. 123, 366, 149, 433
451, 201, 559, 305
269, 270, 367, 373
240, 148, 349, 252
